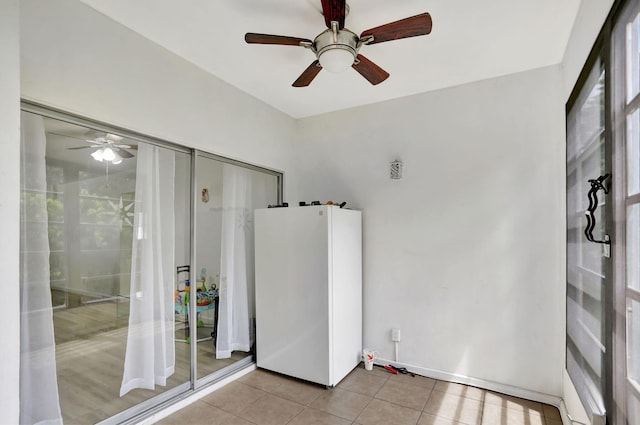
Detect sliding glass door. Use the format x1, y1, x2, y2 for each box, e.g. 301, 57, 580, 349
21, 110, 193, 424
192, 153, 279, 383
19, 103, 282, 424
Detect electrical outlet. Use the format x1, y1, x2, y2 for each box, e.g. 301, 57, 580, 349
391, 328, 401, 342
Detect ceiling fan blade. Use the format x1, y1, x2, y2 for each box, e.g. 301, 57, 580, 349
360, 12, 432, 45
115, 148, 135, 159
245, 33, 312, 46
67, 146, 92, 150
321, 0, 346, 29
352, 54, 389, 85
292, 60, 323, 87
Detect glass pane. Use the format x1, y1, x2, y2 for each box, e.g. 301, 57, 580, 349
629, 204, 640, 291
567, 75, 605, 164
628, 13, 640, 103
629, 391, 640, 425
628, 109, 640, 196
194, 156, 279, 380
21, 113, 192, 424
566, 58, 607, 416
628, 299, 640, 386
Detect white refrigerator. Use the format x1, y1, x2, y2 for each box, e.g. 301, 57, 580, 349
254, 205, 362, 386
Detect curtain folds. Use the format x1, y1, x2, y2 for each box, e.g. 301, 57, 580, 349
19, 112, 63, 425
216, 164, 255, 358
120, 144, 176, 396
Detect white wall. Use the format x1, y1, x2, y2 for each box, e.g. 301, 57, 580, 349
0, 1, 21, 422
20, 0, 295, 173
291, 65, 566, 397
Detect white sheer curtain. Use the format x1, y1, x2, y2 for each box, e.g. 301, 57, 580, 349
120, 144, 176, 396
19, 112, 63, 425
216, 164, 255, 358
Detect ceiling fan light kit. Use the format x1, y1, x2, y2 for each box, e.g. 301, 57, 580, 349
314, 24, 358, 73
91, 146, 123, 164
244, 0, 432, 87
67, 132, 135, 164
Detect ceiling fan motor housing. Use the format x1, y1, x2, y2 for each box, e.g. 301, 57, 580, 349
314, 27, 358, 64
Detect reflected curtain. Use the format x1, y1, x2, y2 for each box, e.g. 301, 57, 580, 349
216, 164, 255, 358
19, 112, 63, 425
120, 144, 175, 396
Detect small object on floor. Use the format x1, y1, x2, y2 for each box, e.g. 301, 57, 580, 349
383, 365, 398, 374
391, 366, 415, 377
363, 348, 377, 371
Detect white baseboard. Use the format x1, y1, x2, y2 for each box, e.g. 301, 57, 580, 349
375, 357, 563, 412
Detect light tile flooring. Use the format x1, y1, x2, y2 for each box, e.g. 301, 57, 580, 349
157, 365, 563, 425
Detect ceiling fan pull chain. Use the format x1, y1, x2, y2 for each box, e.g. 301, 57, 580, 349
105, 161, 111, 189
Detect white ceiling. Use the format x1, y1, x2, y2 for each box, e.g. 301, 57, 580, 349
79, 0, 581, 119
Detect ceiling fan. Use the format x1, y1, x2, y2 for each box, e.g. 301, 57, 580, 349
244, 0, 432, 87
68, 133, 137, 164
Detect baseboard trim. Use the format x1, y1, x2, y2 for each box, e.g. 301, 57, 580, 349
375, 357, 563, 409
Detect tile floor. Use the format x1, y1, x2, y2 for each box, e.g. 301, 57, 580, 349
157, 365, 563, 425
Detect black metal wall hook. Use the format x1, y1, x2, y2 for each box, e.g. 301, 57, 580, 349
584, 173, 611, 245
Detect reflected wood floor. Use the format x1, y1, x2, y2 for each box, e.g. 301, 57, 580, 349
157, 366, 563, 425
53, 301, 248, 424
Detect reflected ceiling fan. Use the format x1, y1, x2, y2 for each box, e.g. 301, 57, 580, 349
244, 0, 432, 87
68, 133, 137, 164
